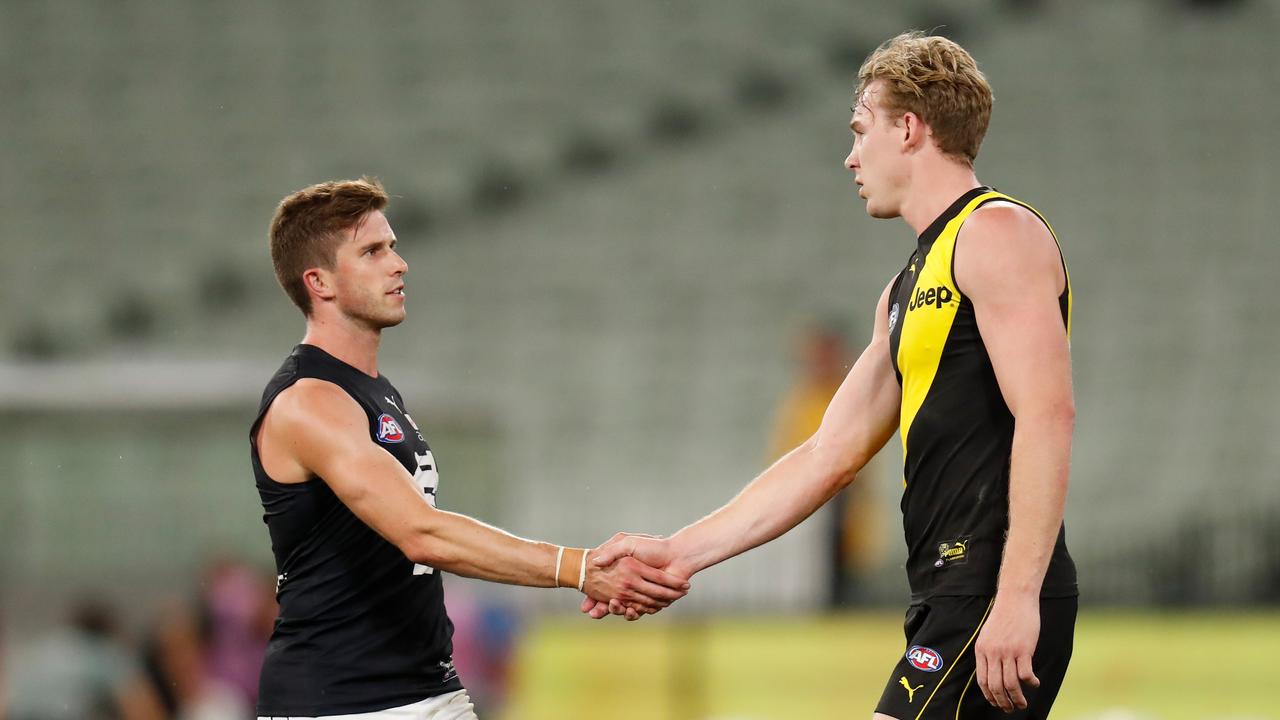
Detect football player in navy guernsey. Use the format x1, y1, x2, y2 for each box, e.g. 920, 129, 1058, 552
251, 178, 689, 719
587, 32, 1079, 719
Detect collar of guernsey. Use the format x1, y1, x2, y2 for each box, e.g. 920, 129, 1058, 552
889, 187, 1072, 483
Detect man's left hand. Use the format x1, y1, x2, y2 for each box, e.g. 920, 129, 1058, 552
974, 593, 1041, 713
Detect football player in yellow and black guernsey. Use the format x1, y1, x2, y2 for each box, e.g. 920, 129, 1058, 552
586, 32, 1078, 719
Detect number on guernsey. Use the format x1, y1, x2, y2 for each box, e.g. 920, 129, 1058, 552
412, 450, 440, 575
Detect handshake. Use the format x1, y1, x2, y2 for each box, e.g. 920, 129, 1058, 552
578, 533, 693, 621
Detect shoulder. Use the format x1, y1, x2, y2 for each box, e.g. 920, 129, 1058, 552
256, 379, 372, 478
871, 275, 897, 338
955, 201, 1062, 298
267, 379, 366, 436
960, 201, 1058, 261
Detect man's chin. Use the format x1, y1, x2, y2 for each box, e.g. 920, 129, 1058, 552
355, 310, 406, 331
865, 201, 901, 220
379, 313, 407, 329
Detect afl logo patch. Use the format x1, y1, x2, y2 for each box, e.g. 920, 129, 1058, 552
888, 303, 900, 332
376, 413, 405, 443
906, 645, 944, 673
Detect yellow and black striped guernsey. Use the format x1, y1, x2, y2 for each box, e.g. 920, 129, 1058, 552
887, 186, 1078, 601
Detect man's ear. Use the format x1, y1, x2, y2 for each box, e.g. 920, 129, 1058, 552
900, 111, 928, 153
303, 268, 336, 303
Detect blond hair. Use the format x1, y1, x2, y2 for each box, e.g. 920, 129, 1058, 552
269, 177, 389, 315
856, 32, 993, 164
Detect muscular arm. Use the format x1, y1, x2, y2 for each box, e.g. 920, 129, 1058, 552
257, 380, 687, 606
955, 203, 1074, 711
957, 205, 1074, 602
661, 281, 902, 576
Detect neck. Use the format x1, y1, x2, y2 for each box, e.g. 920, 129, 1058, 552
898, 157, 982, 236
301, 313, 382, 377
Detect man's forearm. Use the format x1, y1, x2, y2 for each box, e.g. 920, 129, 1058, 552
635, 315, 900, 580
996, 410, 1073, 598
669, 438, 863, 575
404, 509, 569, 588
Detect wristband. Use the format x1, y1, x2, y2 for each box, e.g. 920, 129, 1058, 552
577, 548, 589, 593
554, 546, 565, 588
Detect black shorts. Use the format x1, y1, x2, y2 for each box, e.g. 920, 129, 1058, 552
874, 595, 1077, 720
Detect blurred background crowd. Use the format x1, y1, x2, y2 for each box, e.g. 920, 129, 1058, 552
1, 0, 1277, 718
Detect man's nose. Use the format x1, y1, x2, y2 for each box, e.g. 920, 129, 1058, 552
844, 148, 858, 171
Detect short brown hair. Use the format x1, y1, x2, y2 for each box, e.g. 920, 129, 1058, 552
269, 177, 389, 315
856, 32, 993, 164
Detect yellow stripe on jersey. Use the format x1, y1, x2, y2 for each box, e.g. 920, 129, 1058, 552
896, 191, 1071, 484
897, 192, 1001, 468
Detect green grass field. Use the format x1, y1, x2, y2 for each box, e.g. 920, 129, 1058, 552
508, 611, 1279, 719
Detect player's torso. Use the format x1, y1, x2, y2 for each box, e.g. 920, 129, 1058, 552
886, 187, 1077, 600
250, 344, 460, 716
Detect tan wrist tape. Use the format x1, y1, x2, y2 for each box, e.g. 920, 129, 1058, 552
556, 548, 584, 590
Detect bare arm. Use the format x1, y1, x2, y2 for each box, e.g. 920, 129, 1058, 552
958, 205, 1074, 603
614, 280, 902, 577
955, 203, 1074, 712
258, 380, 688, 607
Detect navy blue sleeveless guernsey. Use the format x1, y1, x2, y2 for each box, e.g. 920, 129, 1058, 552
250, 344, 461, 717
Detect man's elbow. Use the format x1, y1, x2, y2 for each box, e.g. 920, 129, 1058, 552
1016, 398, 1075, 431
803, 437, 864, 492
400, 514, 461, 569
403, 537, 460, 570
1050, 399, 1076, 430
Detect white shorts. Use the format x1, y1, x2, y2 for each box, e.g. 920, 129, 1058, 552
258, 690, 478, 720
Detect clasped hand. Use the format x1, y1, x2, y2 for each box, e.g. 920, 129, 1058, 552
580, 533, 692, 621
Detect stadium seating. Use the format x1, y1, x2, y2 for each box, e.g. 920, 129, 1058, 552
2, 0, 1277, 616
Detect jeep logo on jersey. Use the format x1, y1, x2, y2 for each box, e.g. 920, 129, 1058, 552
906, 645, 944, 672
376, 413, 405, 443
907, 285, 954, 311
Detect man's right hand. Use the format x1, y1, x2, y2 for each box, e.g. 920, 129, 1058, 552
580, 533, 692, 620
581, 550, 688, 618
